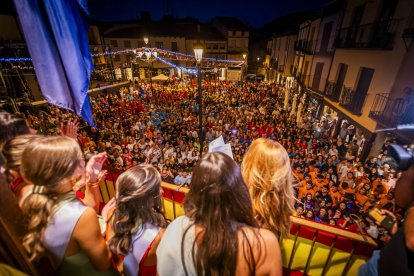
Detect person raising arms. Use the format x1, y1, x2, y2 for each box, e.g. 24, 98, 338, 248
20, 136, 115, 275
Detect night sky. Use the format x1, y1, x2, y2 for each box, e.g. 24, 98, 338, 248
87, 0, 333, 27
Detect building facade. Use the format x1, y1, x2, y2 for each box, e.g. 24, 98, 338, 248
211, 17, 249, 60
269, 34, 298, 87
323, 0, 414, 154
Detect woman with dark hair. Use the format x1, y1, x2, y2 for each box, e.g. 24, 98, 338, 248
108, 164, 167, 276
156, 152, 282, 275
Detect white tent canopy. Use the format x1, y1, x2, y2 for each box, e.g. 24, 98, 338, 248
152, 73, 169, 81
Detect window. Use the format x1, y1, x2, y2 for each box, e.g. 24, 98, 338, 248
206, 44, 212, 50
155, 41, 163, 49
213, 44, 219, 50
171, 42, 178, 52
232, 31, 236, 36
219, 44, 225, 50
124, 40, 131, 48
110, 40, 118, 47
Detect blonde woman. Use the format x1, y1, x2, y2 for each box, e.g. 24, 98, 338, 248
20, 136, 115, 275
242, 138, 295, 238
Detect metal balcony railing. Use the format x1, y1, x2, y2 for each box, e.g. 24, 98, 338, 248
335, 19, 400, 50
339, 86, 354, 105
294, 39, 316, 55
294, 39, 304, 51
369, 92, 414, 127
339, 86, 367, 115
325, 80, 341, 102
95, 167, 376, 275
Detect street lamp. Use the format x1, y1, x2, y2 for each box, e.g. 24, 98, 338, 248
194, 43, 204, 156
105, 45, 115, 81
242, 53, 247, 90
142, 37, 156, 91
256, 57, 260, 78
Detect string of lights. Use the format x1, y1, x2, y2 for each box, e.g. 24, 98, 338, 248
0, 47, 245, 65
155, 56, 197, 74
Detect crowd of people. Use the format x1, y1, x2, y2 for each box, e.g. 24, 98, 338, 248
0, 78, 411, 275
23, 79, 406, 240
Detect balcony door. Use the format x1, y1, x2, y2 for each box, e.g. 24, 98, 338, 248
349, 4, 366, 42
353, 67, 374, 112
320, 21, 333, 53
335, 63, 348, 98
312, 62, 324, 91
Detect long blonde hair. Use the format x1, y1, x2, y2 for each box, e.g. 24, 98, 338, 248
20, 136, 82, 260
241, 138, 295, 238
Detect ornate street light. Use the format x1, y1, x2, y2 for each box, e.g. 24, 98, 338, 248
194, 43, 204, 156
242, 53, 247, 89
138, 37, 157, 90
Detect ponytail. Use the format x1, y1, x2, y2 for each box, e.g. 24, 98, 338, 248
21, 192, 57, 260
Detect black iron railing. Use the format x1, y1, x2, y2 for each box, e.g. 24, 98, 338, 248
325, 80, 341, 101
339, 86, 367, 115
369, 93, 414, 127
294, 39, 316, 54
335, 19, 400, 50
294, 39, 305, 51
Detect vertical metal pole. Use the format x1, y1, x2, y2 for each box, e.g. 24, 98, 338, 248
198, 65, 203, 156
150, 61, 153, 91
108, 46, 115, 81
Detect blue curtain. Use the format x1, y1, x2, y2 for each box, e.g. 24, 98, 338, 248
13, 0, 94, 125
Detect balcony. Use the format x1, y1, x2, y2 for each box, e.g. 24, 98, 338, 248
91, 169, 376, 275
339, 86, 367, 115
369, 93, 414, 127
296, 74, 312, 88
335, 19, 400, 50
324, 80, 341, 101
294, 39, 315, 54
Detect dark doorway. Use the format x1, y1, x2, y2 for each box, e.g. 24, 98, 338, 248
334, 63, 348, 100
312, 62, 324, 91
320, 21, 333, 53
352, 67, 374, 113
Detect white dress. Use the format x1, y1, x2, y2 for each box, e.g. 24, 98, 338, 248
156, 216, 196, 276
